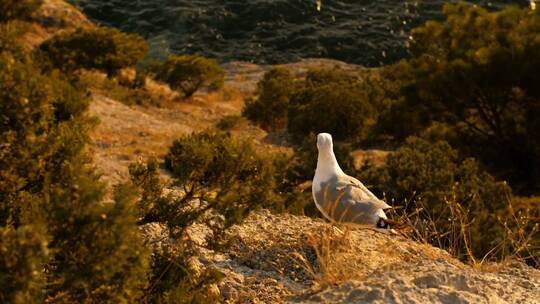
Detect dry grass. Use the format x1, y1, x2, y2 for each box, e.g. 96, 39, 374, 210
289, 193, 398, 288
385, 190, 540, 270
290, 187, 539, 288
290, 225, 361, 288
496, 195, 540, 267
83, 69, 282, 186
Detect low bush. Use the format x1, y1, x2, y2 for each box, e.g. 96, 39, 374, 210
152, 54, 224, 98
130, 131, 285, 301
0, 49, 58, 226
40, 26, 148, 77
216, 114, 246, 130
288, 70, 376, 141
375, 3, 540, 193
0, 225, 49, 304
0, 0, 42, 22
45, 182, 150, 302
359, 137, 512, 259
142, 239, 225, 303
243, 68, 297, 131
133, 131, 284, 237
1, 34, 150, 302
243, 67, 379, 142
79, 71, 164, 107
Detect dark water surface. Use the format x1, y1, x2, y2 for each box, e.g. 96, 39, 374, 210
69, 0, 532, 66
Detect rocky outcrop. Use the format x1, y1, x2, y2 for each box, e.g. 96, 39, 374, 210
143, 210, 540, 303
19, 0, 93, 49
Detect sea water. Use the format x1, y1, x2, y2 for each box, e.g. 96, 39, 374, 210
70, 0, 532, 66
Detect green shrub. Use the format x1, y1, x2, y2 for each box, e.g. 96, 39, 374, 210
377, 3, 540, 193
1, 35, 150, 302
128, 158, 164, 221
243, 68, 297, 131
216, 114, 246, 130
288, 69, 376, 141
0, 0, 42, 22
40, 26, 148, 77
0, 225, 49, 304
242, 67, 379, 141
79, 71, 164, 107
50, 72, 91, 121
0, 48, 92, 226
367, 61, 426, 143
152, 54, 224, 98
46, 182, 150, 302
133, 131, 283, 237
143, 242, 224, 304
360, 137, 510, 258
130, 131, 286, 300
0, 50, 58, 226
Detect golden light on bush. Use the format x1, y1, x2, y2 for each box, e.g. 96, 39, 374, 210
151, 54, 224, 98
0, 0, 42, 22
40, 26, 148, 77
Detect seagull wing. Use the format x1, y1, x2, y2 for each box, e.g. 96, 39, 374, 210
316, 174, 390, 224
335, 174, 391, 210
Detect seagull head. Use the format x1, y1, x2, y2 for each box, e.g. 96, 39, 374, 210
317, 133, 333, 152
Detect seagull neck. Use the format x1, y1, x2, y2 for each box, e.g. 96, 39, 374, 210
317, 148, 344, 176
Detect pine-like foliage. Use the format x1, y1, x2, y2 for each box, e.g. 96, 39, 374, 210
1, 26, 149, 302
151, 54, 224, 98
243, 67, 380, 141
130, 131, 284, 301
243, 68, 296, 131
133, 131, 283, 239
0, 225, 49, 304
376, 4, 540, 193
360, 137, 511, 258
0, 0, 42, 22
0, 48, 58, 226
40, 26, 148, 77
46, 181, 150, 302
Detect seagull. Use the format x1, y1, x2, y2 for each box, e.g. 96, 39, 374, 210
312, 133, 392, 229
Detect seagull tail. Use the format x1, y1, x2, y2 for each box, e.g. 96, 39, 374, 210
376, 218, 408, 230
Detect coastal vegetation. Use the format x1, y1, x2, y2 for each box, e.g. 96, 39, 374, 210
150, 54, 225, 98
130, 131, 286, 302
40, 26, 149, 77
0, 0, 42, 22
1, 21, 148, 303
374, 3, 540, 195
1, 0, 539, 302
243, 67, 381, 141
243, 3, 540, 265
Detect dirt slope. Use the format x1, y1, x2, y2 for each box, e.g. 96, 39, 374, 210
143, 210, 540, 304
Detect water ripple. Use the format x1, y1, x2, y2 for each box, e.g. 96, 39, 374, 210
70, 0, 530, 66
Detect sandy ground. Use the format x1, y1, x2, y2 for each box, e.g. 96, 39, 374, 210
85, 58, 376, 185
86, 67, 266, 184
143, 210, 540, 304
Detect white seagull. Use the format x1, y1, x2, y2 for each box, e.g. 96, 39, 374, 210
312, 133, 392, 229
